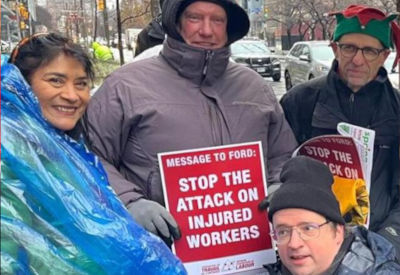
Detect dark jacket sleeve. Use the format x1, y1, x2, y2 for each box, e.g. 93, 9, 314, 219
265, 84, 298, 192
82, 78, 144, 206
134, 17, 164, 57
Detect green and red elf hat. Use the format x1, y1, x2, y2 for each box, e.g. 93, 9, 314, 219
329, 5, 400, 70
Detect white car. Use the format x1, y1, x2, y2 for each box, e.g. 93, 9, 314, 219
284, 41, 334, 90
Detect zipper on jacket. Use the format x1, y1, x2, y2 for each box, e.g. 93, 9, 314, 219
349, 93, 355, 119
202, 50, 214, 79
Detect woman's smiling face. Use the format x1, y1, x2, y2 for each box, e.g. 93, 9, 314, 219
30, 53, 91, 131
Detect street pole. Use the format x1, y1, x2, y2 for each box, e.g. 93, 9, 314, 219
7, 21, 12, 50
15, 0, 23, 39
116, 0, 124, 65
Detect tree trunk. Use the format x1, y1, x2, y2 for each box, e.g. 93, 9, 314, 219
103, 0, 110, 46
287, 28, 292, 48
80, 0, 88, 46
151, 0, 160, 18
93, 0, 98, 42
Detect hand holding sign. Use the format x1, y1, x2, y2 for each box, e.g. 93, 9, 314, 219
128, 199, 181, 244
332, 176, 369, 225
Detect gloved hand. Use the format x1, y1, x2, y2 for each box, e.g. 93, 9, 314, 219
332, 176, 369, 226
128, 199, 181, 244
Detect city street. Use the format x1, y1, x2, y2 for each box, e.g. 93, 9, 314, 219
110, 46, 288, 100
109, 46, 398, 101
265, 74, 286, 101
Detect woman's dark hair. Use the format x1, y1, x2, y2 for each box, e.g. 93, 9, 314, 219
9, 33, 94, 83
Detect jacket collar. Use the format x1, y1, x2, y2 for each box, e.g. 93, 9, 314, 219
312, 60, 399, 137
160, 37, 230, 86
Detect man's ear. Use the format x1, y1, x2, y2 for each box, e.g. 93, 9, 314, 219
330, 42, 339, 59
378, 49, 391, 68
335, 224, 345, 242
382, 49, 391, 60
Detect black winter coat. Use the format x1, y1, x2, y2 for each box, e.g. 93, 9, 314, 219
134, 14, 165, 57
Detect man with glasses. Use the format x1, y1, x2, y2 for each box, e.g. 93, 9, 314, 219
263, 156, 400, 274
279, 5, 400, 262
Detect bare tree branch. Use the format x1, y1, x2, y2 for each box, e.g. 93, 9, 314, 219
121, 2, 151, 25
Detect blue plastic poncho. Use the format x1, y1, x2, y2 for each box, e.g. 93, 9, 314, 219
0, 55, 187, 275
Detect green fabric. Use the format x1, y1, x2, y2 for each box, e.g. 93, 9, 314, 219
1, 179, 105, 275
92, 42, 113, 61
333, 14, 397, 48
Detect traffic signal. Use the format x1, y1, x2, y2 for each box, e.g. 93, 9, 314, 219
18, 4, 29, 20
97, 0, 104, 11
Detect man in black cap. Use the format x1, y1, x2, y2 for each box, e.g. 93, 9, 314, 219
84, 0, 297, 244
264, 156, 400, 274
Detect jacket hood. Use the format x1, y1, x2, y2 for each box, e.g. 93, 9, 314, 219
161, 0, 249, 46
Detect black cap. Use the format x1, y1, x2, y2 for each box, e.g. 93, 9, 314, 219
269, 156, 345, 224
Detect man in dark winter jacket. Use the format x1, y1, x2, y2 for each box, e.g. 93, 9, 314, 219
134, 0, 165, 57
264, 156, 400, 275
280, 5, 400, 262
84, 0, 297, 245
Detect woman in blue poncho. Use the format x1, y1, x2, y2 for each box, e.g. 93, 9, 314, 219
1, 33, 186, 275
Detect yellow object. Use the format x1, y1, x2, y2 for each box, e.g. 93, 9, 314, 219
97, 0, 105, 11
332, 176, 369, 225
20, 21, 26, 30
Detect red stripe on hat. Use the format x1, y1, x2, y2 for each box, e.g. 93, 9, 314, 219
342, 5, 386, 26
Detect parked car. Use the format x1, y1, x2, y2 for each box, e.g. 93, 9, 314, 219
384, 51, 397, 73
1, 40, 17, 54
125, 28, 142, 50
284, 40, 335, 90
1, 40, 10, 53
230, 39, 281, 81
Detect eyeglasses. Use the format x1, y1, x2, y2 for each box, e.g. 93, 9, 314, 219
270, 221, 330, 245
336, 43, 387, 61
10, 32, 49, 64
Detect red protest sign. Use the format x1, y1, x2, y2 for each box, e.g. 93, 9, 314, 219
294, 135, 364, 180
294, 135, 370, 227
158, 142, 275, 274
